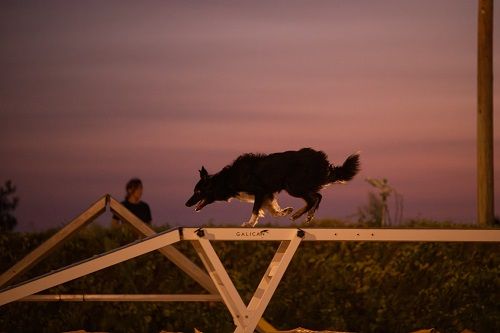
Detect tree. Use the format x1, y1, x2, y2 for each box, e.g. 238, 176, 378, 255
0, 180, 19, 232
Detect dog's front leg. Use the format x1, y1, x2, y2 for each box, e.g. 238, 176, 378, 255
241, 194, 265, 227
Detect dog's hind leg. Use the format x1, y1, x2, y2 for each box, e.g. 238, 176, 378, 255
304, 193, 322, 224
290, 192, 322, 223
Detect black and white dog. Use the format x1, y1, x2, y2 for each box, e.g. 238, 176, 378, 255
186, 148, 360, 227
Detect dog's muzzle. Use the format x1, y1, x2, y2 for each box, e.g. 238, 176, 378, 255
186, 196, 207, 211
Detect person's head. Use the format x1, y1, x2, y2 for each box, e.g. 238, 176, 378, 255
125, 178, 143, 202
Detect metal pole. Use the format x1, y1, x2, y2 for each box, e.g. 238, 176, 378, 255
477, 0, 494, 225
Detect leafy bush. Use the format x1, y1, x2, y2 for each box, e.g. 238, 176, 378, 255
0, 221, 498, 333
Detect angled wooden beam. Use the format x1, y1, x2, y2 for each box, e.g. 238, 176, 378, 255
109, 197, 218, 294
256, 318, 277, 333
0, 195, 108, 288
0, 228, 181, 306
191, 238, 248, 330
245, 236, 302, 331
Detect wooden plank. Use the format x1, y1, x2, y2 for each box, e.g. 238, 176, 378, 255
0, 228, 181, 306
0, 195, 108, 288
256, 318, 277, 333
109, 197, 218, 294
182, 228, 500, 242
20, 294, 222, 302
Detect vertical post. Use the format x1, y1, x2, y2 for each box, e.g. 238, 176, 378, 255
477, 0, 494, 225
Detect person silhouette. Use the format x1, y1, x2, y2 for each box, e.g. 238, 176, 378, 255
112, 178, 152, 226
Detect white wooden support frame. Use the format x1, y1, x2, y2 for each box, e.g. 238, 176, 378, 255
0, 195, 108, 288
181, 227, 500, 333
245, 234, 302, 332
0, 195, 218, 296
0, 228, 181, 306
0, 196, 271, 332
109, 197, 218, 294
190, 228, 303, 333
192, 237, 248, 329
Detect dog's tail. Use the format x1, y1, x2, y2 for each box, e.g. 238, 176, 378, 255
328, 153, 360, 183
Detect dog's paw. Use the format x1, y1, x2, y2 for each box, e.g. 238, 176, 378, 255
281, 207, 293, 216
304, 214, 315, 224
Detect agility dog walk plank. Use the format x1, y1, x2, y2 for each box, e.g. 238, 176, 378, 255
181, 227, 500, 242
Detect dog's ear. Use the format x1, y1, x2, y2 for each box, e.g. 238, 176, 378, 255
199, 166, 209, 180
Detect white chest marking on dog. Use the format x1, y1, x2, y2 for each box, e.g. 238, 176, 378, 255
235, 192, 255, 203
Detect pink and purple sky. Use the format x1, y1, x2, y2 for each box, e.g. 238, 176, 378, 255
1, 1, 499, 231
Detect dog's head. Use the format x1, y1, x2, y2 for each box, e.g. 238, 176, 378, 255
185, 166, 217, 211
